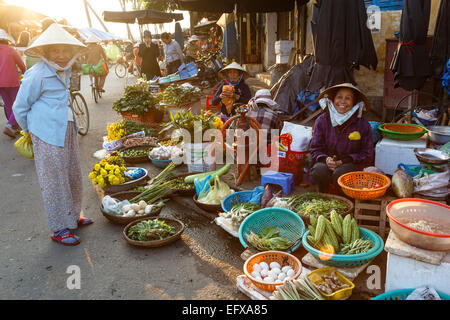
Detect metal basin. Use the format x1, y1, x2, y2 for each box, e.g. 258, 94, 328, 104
386, 199, 450, 251
427, 126, 450, 145
414, 148, 450, 165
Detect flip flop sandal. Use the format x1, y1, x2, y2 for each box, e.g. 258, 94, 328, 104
51, 230, 80, 246
77, 217, 94, 227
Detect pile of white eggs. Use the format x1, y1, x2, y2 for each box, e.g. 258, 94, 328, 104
250, 261, 296, 283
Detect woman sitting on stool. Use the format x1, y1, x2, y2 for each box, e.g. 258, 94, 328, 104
309, 83, 374, 193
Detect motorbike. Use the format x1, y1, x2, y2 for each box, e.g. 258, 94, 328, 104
193, 49, 225, 89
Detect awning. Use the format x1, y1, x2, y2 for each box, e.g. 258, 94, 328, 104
177, 0, 309, 13
103, 9, 184, 25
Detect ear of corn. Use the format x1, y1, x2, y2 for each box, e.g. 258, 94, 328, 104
342, 214, 352, 245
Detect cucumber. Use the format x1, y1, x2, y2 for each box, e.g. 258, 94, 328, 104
184, 164, 232, 184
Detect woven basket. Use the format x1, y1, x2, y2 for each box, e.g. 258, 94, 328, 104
123, 217, 185, 248
193, 194, 222, 213
120, 145, 154, 164
243, 251, 302, 292
102, 167, 149, 195
100, 191, 162, 225
337, 171, 391, 200
168, 173, 195, 197
121, 109, 164, 124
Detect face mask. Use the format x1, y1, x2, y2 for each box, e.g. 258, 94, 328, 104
41, 53, 79, 72
319, 98, 364, 127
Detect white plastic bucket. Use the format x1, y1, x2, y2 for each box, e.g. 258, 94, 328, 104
185, 142, 216, 172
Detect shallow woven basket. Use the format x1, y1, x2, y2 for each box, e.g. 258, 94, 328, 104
123, 217, 185, 248
100, 191, 162, 225
337, 171, 391, 200
102, 167, 148, 194
168, 173, 195, 197
120, 145, 154, 164
243, 251, 302, 292
193, 194, 222, 213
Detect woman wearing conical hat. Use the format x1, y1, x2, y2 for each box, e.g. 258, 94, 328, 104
309, 83, 374, 193
84, 34, 108, 93
210, 62, 252, 122
13, 24, 93, 246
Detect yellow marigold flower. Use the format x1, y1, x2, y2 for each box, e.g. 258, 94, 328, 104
88, 172, 97, 179
94, 164, 101, 172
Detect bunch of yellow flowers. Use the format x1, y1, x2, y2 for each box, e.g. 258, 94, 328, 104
88, 159, 126, 188
212, 117, 223, 129
107, 121, 126, 142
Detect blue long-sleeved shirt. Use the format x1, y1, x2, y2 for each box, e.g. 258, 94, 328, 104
13, 61, 73, 147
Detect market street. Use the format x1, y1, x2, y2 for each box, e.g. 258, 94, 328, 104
0, 72, 248, 300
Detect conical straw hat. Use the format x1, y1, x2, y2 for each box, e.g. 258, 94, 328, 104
85, 34, 101, 44
24, 23, 86, 58
318, 82, 370, 110
0, 29, 15, 44
218, 62, 249, 79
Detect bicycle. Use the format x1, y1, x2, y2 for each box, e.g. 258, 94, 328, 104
90, 74, 102, 103
115, 55, 127, 78
69, 73, 89, 136
392, 90, 449, 126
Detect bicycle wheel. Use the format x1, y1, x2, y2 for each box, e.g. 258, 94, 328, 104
71, 92, 89, 135
92, 85, 98, 103
115, 63, 126, 78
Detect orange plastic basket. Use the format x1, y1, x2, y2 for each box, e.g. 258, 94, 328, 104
337, 171, 391, 200
243, 251, 302, 292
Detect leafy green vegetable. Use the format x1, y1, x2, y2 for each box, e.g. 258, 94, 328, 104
113, 85, 162, 116
287, 193, 348, 218
245, 227, 293, 252
127, 219, 176, 241
159, 83, 202, 107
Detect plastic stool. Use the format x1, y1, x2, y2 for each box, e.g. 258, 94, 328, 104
261, 171, 295, 195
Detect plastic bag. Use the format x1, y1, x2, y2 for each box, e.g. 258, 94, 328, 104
406, 286, 441, 300
280, 122, 312, 152
14, 131, 34, 159
101, 195, 130, 216
195, 175, 212, 197
413, 171, 450, 198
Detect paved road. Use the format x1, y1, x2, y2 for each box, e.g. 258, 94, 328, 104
0, 72, 247, 300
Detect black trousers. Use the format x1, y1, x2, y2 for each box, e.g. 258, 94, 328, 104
310, 162, 359, 193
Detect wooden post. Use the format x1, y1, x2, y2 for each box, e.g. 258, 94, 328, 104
246, 13, 251, 58
83, 0, 92, 28
86, 1, 110, 33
